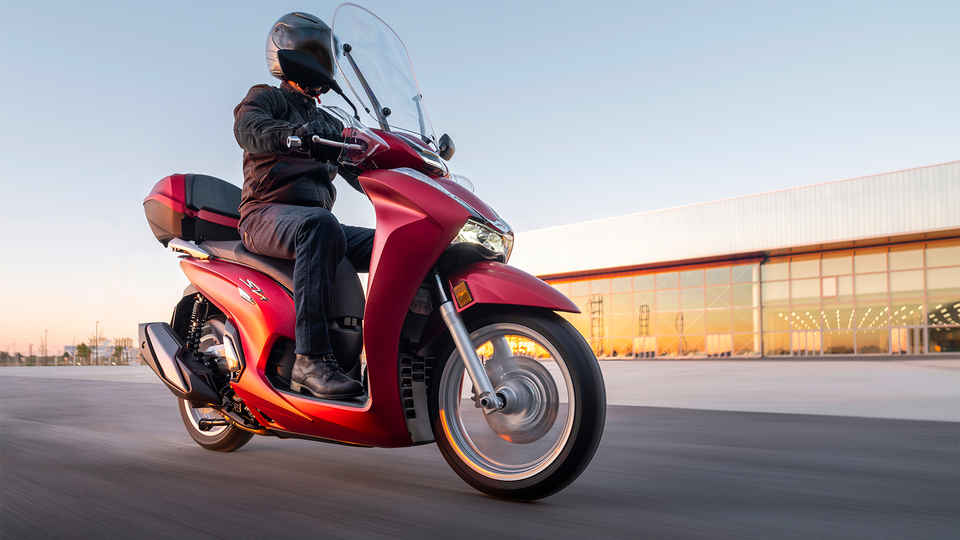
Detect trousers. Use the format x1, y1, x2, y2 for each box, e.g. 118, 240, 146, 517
239, 203, 374, 356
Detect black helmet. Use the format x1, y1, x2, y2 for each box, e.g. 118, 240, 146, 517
266, 12, 337, 95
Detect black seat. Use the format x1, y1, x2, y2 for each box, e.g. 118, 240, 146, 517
199, 240, 365, 322
201, 240, 294, 291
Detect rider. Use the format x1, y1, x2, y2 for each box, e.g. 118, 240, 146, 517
233, 12, 368, 398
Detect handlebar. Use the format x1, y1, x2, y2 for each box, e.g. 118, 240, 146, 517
285, 135, 365, 152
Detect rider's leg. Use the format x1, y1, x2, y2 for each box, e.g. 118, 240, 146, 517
239, 203, 361, 397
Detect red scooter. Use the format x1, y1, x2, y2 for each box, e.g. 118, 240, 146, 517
139, 3, 604, 500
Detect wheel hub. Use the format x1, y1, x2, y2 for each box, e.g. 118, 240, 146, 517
482, 355, 558, 444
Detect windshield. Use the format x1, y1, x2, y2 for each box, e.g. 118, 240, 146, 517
331, 3, 437, 147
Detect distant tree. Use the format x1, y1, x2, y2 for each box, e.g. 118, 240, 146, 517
76, 343, 91, 365
112, 345, 123, 364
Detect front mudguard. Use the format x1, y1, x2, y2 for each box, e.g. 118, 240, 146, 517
445, 261, 579, 314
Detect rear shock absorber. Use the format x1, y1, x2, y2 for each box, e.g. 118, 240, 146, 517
185, 295, 208, 355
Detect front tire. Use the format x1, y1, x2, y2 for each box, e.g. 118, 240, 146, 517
429, 309, 606, 500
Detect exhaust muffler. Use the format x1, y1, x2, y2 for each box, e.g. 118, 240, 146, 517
138, 322, 219, 404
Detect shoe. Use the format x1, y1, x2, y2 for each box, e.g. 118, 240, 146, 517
290, 353, 363, 398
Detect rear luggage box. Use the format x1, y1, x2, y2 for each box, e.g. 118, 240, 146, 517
143, 174, 241, 245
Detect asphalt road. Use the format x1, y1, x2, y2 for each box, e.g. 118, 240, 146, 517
2, 376, 959, 539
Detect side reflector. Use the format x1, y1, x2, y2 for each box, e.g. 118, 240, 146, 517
453, 281, 473, 308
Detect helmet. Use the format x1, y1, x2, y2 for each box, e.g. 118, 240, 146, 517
266, 12, 337, 95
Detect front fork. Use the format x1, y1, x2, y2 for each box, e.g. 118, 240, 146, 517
432, 273, 504, 411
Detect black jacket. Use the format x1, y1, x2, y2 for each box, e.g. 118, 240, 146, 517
233, 82, 343, 221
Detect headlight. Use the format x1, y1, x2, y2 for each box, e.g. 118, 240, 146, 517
452, 219, 514, 262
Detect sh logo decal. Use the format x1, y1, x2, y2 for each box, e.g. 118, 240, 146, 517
238, 278, 268, 303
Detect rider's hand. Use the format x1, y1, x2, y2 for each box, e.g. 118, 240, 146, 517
294, 120, 342, 161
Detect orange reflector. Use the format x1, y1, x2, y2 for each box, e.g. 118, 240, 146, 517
453, 281, 473, 308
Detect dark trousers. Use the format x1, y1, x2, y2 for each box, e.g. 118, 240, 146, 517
239, 204, 374, 356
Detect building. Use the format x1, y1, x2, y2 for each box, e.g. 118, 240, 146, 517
510, 161, 960, 359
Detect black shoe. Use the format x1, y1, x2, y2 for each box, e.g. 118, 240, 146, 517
290, 353, 363, 398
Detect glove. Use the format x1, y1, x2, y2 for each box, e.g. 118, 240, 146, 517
294, 119, 343, 161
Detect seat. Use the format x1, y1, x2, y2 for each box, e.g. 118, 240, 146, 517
201, 240, 294, 291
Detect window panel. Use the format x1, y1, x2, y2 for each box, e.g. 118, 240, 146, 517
927, 267, 960, 290
680, 288, 704, 309
889, 248, 923, 270
610, 276, 632, 293
732, 283, 757, 306
656, 272, 679, 289
762, 281, 789, 303
855, 250, 887, 273
890, 270, 923, 293
677, 310, 705, 335
791, 278, 820, 301
679, 269, 704, 288
823, 331, 854, 354
705, 266, 730, 286
763, 332, 791, 355
763, 307, 792, 332
822, 253, 852, 275
609, 293, 633, 314
633, 274, 655, 290
856, 329, 888, 354
656, 290, 679, 310
706, 334, 733, 356
657, 336, 679, 357
762, 261, 788, 281
732, 308, 757, 333
926, 241, 960, 267
706, 309, 732, 333
680, 335, 705, 356
706, 285, 731, 308
732, 264, 757, 283
570, 282, 590, 296
590, 279, 610, 294
733, 333, 760, 355
837, 275, 853, 297
855, 273, 887, 295
890, 298, 924, 326
634, 292, 655, 313
822, 276, 838, 298
654, 312, 679, 335
791, 257, 820, 279
930, 326, 960, 353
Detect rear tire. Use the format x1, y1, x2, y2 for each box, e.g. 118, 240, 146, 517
429, 309, 606, 501
178, 398, 253, 452
176, 314, 252, 452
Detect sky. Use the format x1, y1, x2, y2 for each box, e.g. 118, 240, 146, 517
1, 1, 958, 354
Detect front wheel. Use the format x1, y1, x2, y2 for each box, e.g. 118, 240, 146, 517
430, 309, 606, 500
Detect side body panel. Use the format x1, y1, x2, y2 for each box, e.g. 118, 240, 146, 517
447, 261, 581, 314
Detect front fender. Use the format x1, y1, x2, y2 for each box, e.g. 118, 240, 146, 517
446, 261, 580, 314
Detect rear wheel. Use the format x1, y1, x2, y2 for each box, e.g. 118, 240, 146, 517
176, 316, 253, 452
430, 309, 606, 500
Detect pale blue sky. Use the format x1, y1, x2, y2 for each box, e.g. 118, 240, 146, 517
1, 1, 958, 352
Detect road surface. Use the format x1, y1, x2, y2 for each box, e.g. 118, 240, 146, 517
2, 374, 959, 539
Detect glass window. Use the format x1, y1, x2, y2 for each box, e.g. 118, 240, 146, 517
791, 278, 820, 301
890, 300, 924, 325
822, 276, 837, 297
610, 276, 632, 293
706, 309, 731, 333
890, 270, 923, 293
733, 333, 760, 355
705, 266, 729, 286
927, 267, 960, 290
732, 308, 757, 333
634, 292, 655, 312
677, 311, 705, 334
930, 326, 960, 353
763, 308, 791, 331
680, 335, 705, 356
732, 283, 756, 306
590, 279, 610, 294
609, 293, 633, 313
837, 275, 854, 297
570, 281, 590, 296
732, 264, 757, 283
791, 257, 819, 279
855, 250, 887, 273
763, 332, 790, 355
762, 261, 788, 281
657, 336, 679, 357
857, 329, 888, 354
656, 290, 679, 310
706, 285, 731, 308
551, 282, 570, 295
679, 269, 703, 288
855, 273, 887, 295
762, 281, 789, 303
926, 241, 960, 267
889, 248, 923, 270
822, 253, 852, 275
823, 331, 854, 354
656, 272, 678, 289
633, 274, 655, 290
654, 312, 679, 335
680, 288, 703, 309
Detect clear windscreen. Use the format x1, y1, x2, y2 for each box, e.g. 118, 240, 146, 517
331, 3, 437, 147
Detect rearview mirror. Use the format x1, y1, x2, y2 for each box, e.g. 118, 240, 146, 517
438, 133, 456, 161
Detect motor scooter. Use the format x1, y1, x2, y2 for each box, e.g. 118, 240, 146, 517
139, 3, 605, 500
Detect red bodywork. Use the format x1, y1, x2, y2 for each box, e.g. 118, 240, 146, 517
163, 140, 578, 447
